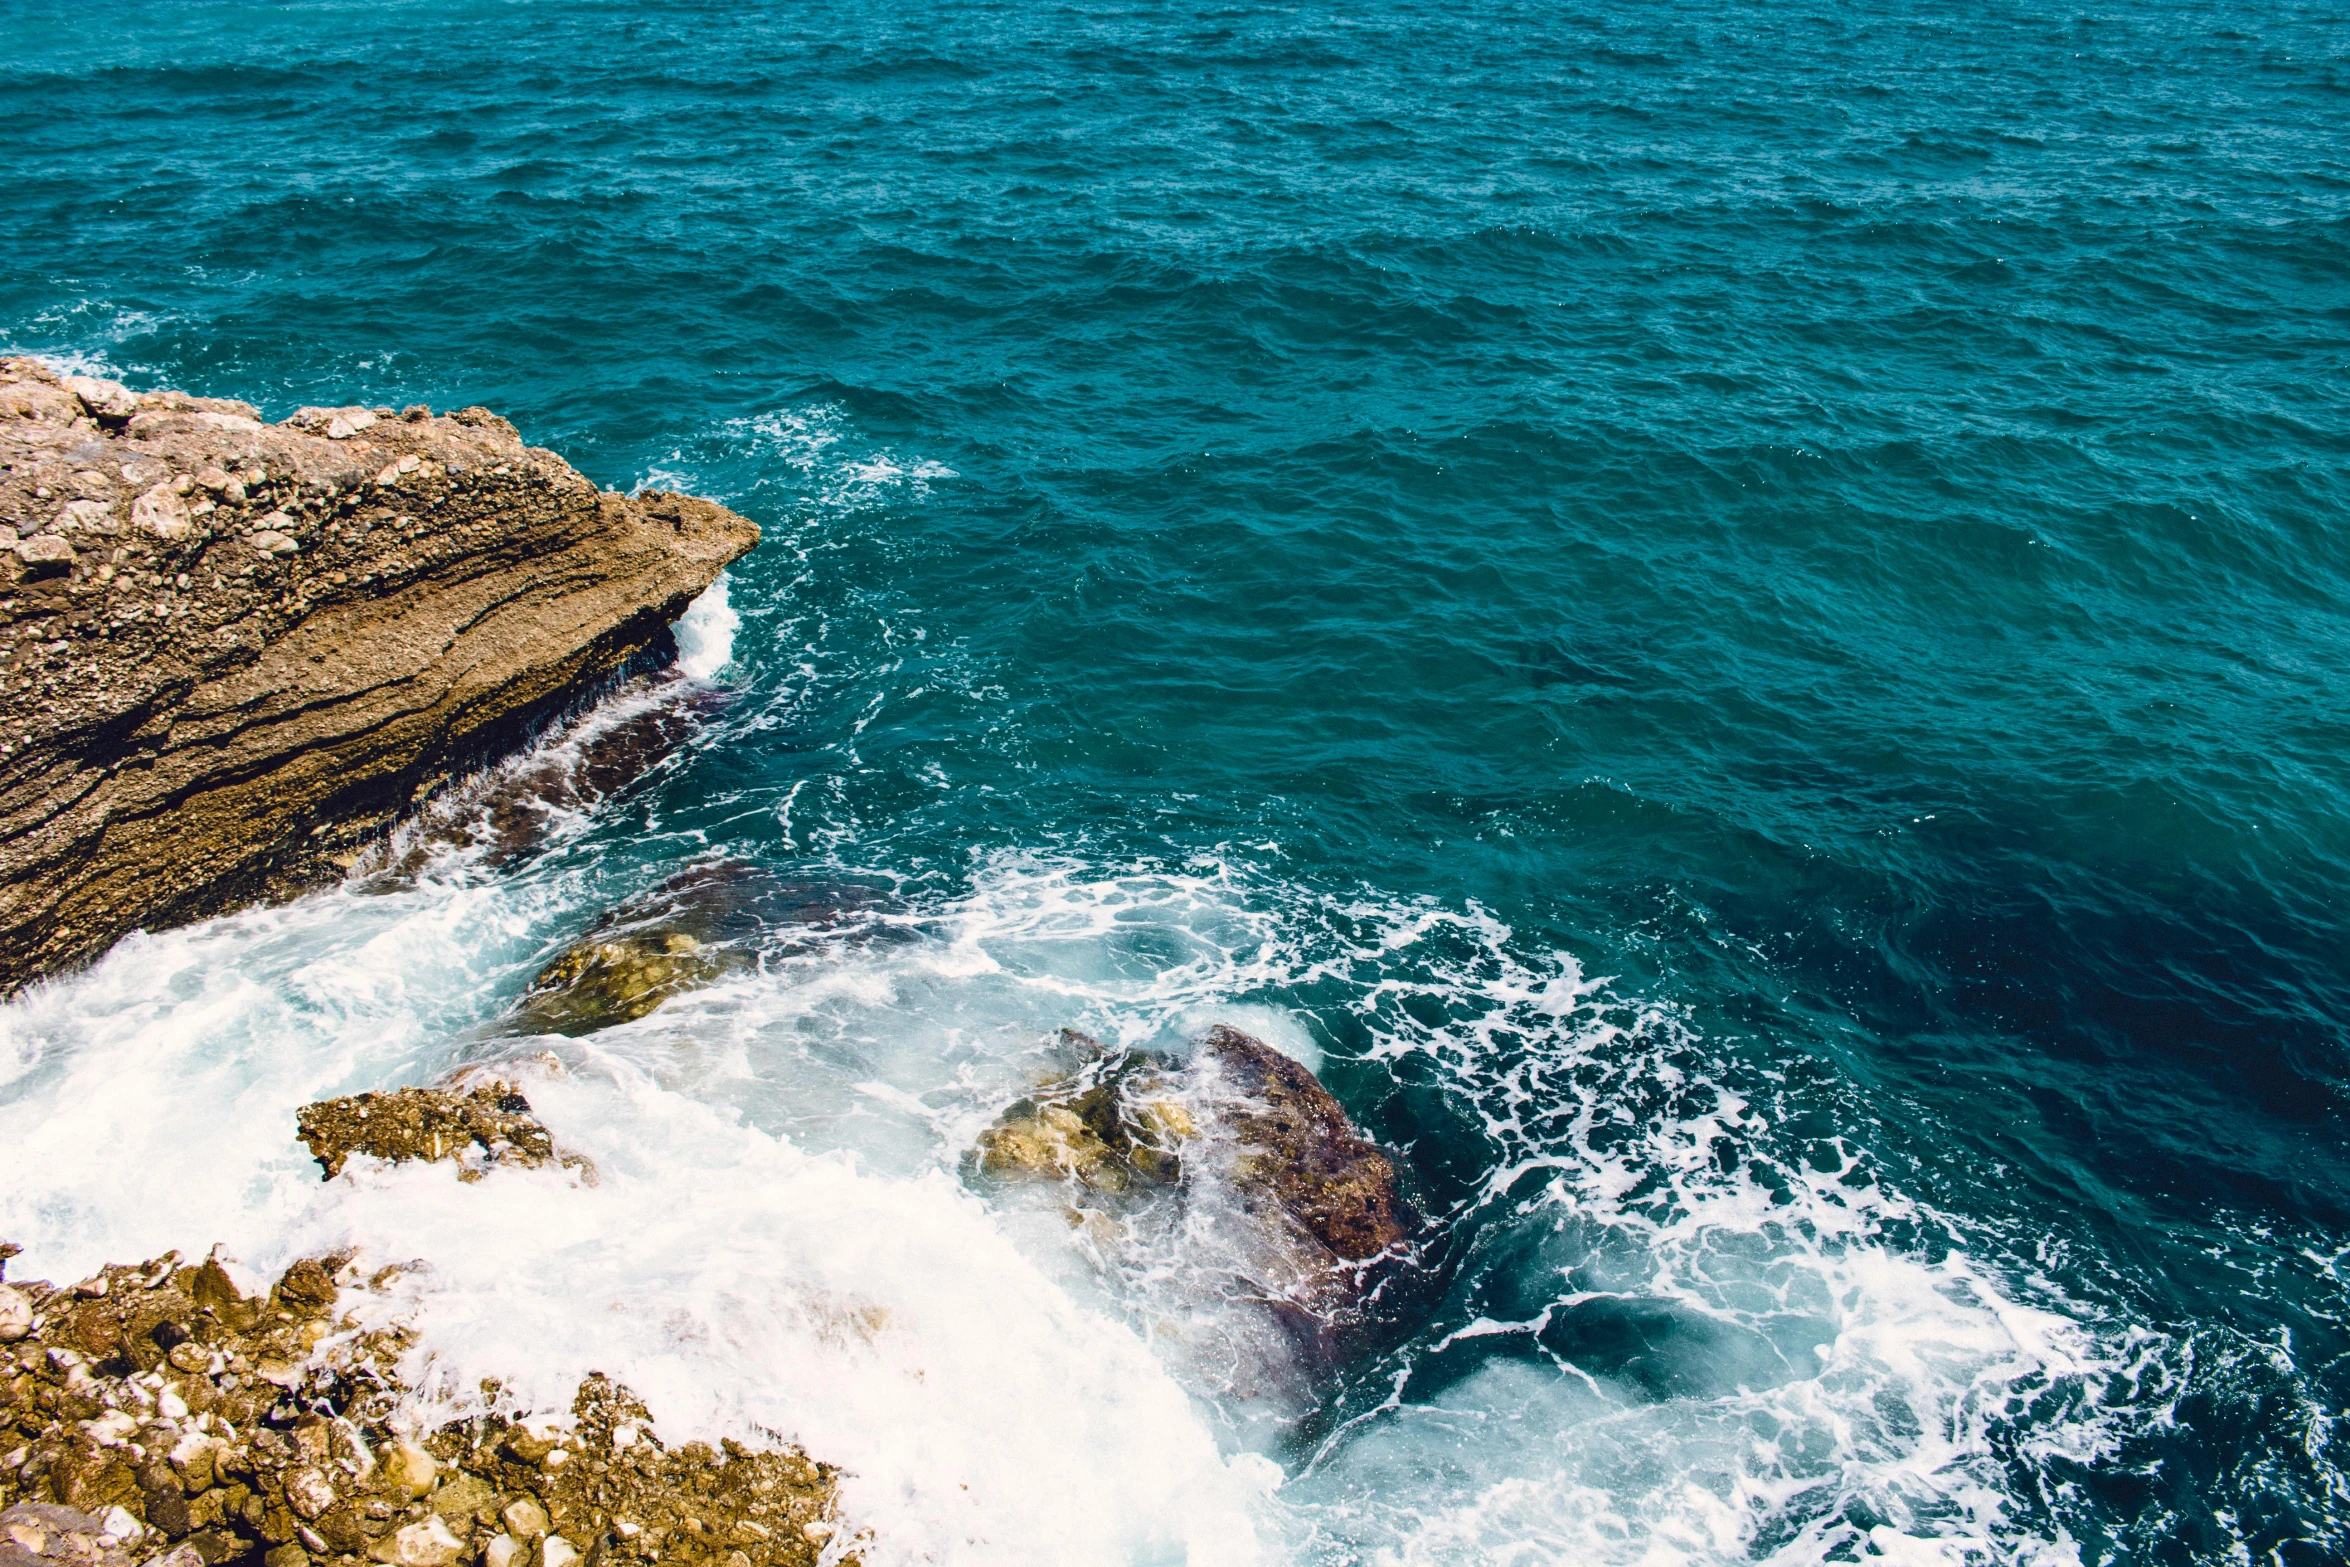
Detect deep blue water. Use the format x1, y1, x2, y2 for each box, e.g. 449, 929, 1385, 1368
4, 1, 2348, 1562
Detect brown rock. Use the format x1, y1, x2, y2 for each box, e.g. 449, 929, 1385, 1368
969, 1024, 1423, 1375
513, 932, 732, 1037
0, 1502, 134, 1567
970, 1035, 1195, 1195
0, 357, 759, 994
1200, 1024, 1416, 1263
508, 862, 901, 1036
294, 1085, 578, 1182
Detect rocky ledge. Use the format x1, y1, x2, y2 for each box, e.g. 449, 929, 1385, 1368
0, 359, 758, 992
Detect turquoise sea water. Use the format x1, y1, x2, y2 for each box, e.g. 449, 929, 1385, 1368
3, 2, 2348, 1563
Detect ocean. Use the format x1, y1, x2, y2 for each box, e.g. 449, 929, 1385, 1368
3, 1, 2346, 1562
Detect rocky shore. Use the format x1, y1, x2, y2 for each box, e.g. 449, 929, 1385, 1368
0, 359, 757, 992
0, 361, 1437, 1566
0, 1090, 850, 1567
0, 1013, 1423, 1567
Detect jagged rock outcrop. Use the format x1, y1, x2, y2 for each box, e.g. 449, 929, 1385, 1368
1196, 1024, 1417, 1267
294, 1086, 588, 1184
0, 359, 758, 993
0, 1086, 850, 1567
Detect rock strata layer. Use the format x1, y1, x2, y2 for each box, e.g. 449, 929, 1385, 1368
0, 359, 759, 992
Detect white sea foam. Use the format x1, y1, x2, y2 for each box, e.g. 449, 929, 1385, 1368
0, 869, 1273, 1566
673, 574, 739, 680
0, 828, 2139, 1567
639, 405, 957, 516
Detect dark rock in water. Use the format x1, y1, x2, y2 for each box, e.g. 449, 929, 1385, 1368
0, 1245, 850, 1567
295, 1085, 583, 1182
381, 676, 739, 880
969, 1024, 1423, 1377
510, 861, 906, 1036
1199, 1024, 1416, 1265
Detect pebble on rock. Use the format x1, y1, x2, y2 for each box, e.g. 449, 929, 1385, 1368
497, 1504, 548, 1544
365, 1519, 461, 1567
381, 1444, 434, 1501
0, 1287, 29, 1343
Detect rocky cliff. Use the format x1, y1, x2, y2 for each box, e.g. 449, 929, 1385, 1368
0, 359, 757, 992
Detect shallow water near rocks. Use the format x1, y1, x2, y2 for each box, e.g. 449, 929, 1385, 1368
3, 1, 2347, 1563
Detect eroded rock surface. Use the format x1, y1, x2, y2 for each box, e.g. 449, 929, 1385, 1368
0, 1247, 848, 1567
0, 359, 759, 993
1197, 1024, 1416, 1266
294, 1087, 583, 1184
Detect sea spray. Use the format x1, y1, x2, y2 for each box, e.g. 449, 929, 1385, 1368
0, 749, 2143, 1565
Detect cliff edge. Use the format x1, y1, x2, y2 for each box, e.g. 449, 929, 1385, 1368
0, 359, 758, 992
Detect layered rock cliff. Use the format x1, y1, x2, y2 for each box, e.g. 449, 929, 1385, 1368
0, 359, 757, 992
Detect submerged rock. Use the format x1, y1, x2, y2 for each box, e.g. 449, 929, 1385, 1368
512, 931, 734, 1037
971, 1034, 1197, 1195
294, 1085, 585, 1183
0, 358, 759, 995
0, 1248, 851, 1567
511, 861, 906, 1036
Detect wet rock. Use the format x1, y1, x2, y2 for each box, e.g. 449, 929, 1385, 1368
294, 1085, 582, 1183
969, 1024, 1422, 1373
381, 676, 737, 878
1199, 1024, 1416, 1265
509, 862, 903, 1037
381, 1445, 435, 1502
513, 932, 733, 1037
0, 356, 760, 996
971, 1034, 1197, 1196
0, 1251, 853, 1567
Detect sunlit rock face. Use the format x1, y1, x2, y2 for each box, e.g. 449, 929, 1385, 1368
0, 359, 757, 993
